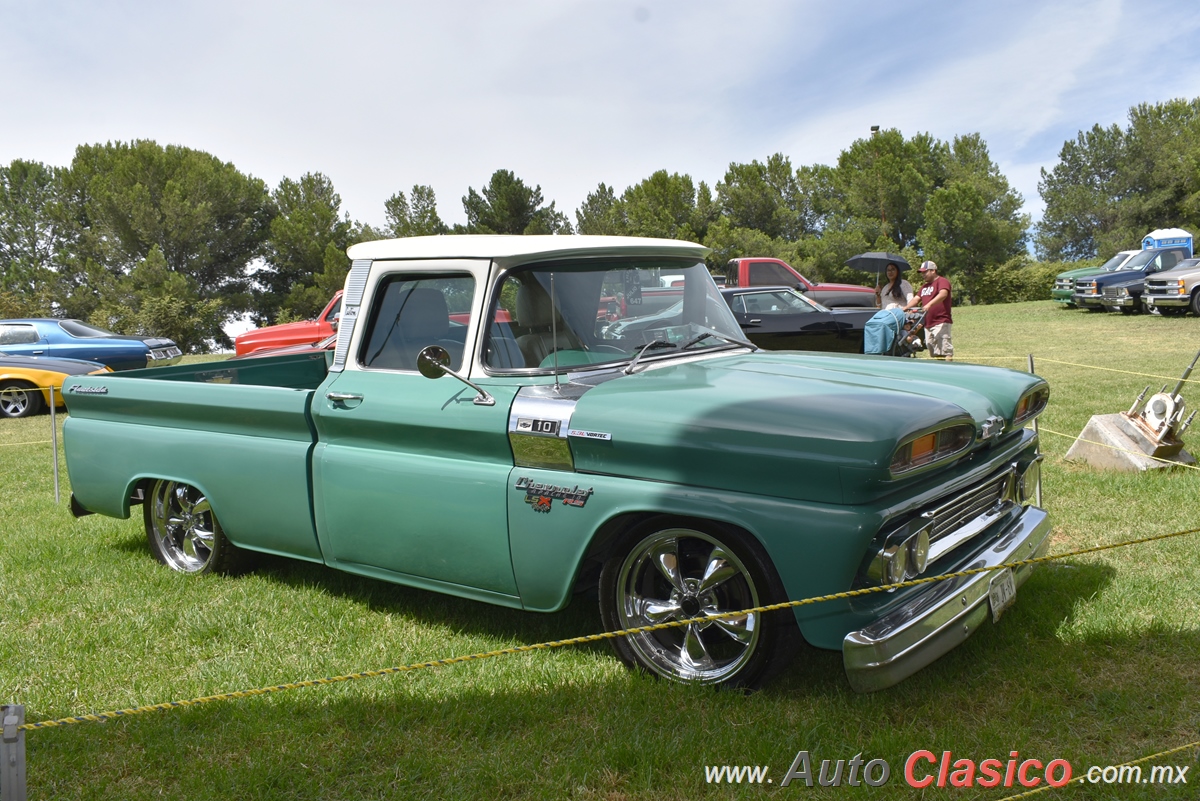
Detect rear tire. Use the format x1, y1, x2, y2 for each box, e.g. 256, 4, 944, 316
143, 479, 250, 574
599, 518, 799, 689
0, 381, 43, 418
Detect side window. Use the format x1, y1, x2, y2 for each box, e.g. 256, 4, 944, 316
0, 324, 39, 345
748, 262, 796, 286
358, 275, 474, 372
325, 297, 343, 322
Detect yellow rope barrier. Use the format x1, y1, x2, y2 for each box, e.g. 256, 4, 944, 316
0, 440, 52, 447
959, 354, 1200, 386
997, 737, 1200, 800
19, 524, 1200, 731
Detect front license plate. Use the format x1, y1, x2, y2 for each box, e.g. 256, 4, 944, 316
989, 568, 1016, 623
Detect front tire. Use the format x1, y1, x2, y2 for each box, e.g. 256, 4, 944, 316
599, 520, 797, 688
0, 381, 43, 418
144, 479, 248, 574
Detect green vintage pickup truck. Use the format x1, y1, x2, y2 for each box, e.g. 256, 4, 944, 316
63, 236, 1050, 692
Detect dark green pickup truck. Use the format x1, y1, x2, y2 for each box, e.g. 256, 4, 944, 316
64, 235, 1050, 691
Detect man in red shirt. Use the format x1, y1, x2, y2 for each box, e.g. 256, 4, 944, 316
905, 260, 953, 360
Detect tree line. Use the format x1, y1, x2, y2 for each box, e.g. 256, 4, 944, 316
0, 98, 1190, 350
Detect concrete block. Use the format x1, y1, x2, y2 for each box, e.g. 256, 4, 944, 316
1064, 413, 1196, 471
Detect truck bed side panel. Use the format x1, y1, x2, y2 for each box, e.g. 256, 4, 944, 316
63, 372, 323, 560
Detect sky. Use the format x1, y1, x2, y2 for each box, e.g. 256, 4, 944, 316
2, 0, 1199, 233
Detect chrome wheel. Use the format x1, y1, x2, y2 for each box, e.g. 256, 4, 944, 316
610, 528, 762, 684
0, 382, 42, 419
145, 480, 221, 573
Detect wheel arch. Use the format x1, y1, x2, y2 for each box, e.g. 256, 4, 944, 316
577, 511, 786, 595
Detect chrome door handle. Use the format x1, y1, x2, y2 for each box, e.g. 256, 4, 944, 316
326, 392, 363, 401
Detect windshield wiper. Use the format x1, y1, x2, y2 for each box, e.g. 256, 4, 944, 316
678, 331, 758, 352
624, 340, 677, 374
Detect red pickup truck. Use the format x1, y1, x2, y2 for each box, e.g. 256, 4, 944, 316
726, 258, 876, 308
234, 292, 344, 356
235, 290, 516, 356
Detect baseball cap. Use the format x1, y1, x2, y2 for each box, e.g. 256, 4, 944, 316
918, 260, 937, 272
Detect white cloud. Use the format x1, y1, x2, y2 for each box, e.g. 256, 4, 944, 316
1, 0, 1198, 230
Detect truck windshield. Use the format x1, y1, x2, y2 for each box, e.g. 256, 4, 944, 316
1097, 253, 1130, 271
1116, 251, 1155, 271
483, 259, 745, 373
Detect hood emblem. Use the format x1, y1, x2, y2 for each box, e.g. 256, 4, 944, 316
981, 416, 1005, 440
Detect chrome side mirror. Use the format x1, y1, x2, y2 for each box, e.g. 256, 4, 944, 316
416, 345, 495, 406
417, 345, 451, 379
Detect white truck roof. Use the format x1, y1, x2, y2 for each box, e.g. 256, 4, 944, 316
347, 234, 709, 265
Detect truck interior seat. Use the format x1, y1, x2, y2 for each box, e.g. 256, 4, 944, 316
515, 282, 580, 367
370, 287, 463, 371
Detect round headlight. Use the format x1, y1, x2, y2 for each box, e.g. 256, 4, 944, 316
887, 545, 908, 585
1018, 459, 1041, 504
909, 529, 931, 574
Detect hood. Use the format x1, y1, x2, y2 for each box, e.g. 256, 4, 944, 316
1092, 270, 1147, 288
1151, 264, 1200, 280
566, 352, 1045, 505
1102, 275, 1147, 290
1056, 266, 1108, 280
814, 282, 875, 292
0, 354, 107, 375
235, 320, 324, 352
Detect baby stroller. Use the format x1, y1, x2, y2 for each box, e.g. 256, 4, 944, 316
863, 308, 926, 357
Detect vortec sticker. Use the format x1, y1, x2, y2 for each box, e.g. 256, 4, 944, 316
567, 429, 612, 441
515, 477, 594, 511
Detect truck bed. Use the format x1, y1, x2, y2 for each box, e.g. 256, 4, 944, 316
62, 352, 331, 561
135, 350, 332, 389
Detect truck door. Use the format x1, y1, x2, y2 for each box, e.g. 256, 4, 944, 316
311, 266, 520, 600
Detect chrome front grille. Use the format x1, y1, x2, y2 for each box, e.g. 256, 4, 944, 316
1102, 287, 1122, 299
1054, 279, 1073, 290
925, 473, 1009, 544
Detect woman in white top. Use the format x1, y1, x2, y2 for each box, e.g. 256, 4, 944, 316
876, 262, 914, 309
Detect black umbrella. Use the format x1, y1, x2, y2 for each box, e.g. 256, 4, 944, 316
844, 252, 910, 273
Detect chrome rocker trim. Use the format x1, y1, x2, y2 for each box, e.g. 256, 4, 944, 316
842, 506, 1051, 693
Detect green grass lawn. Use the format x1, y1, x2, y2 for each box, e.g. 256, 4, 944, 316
3, 301, 1200, 799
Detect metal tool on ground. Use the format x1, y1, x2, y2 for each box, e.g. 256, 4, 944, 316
1066, 349, 1199, 470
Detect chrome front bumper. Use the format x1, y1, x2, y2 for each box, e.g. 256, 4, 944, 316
1073, 294, 1104, 307
842, 506, 1051, 693
147, 346, 183, 367
1145, 295, 1188, 308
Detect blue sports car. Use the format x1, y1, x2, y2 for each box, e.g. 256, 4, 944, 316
0, 319, 182, 371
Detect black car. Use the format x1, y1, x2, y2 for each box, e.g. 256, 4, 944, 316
721, 287, 877, 353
